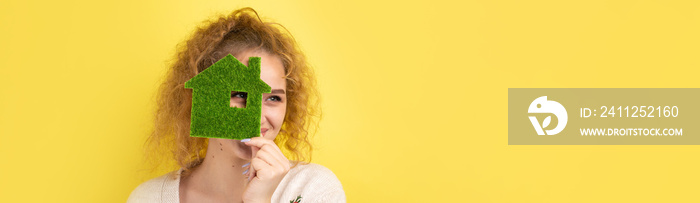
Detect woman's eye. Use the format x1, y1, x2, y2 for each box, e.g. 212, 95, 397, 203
231, 92, 247, 99
267, 96, 282, 102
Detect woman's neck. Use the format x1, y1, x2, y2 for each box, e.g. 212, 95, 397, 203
180, 139, 251, 202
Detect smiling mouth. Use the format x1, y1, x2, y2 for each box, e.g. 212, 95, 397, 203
261, 128, 269, 137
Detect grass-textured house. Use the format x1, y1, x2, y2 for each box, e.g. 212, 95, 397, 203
184, 54, 271, 139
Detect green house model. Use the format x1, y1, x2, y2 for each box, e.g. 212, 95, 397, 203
184, 54, 271, 140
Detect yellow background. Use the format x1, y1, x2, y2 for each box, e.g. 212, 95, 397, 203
1, 0, 699, 202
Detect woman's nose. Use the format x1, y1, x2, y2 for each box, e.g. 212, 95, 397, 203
260, 104, 269, 124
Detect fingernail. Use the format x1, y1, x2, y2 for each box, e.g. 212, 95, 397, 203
242, 163, 250, 168
240, 138, 251, 142
242, 169, 248, 175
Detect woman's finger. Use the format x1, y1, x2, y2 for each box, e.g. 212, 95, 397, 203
252, 146, 289, 178
243, 137, 278, 152
243, 137, 289, 180
248, 145, 259, 182
245, 137, 287, 164
242, 137, 266, 180
258, 144, 290, 170
253, 146, 279, 167
249, 155, 284, 180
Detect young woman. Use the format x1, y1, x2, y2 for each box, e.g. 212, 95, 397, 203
128, 8, 345, 203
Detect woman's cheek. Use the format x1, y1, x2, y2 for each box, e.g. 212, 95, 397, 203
272, 105, 287, 135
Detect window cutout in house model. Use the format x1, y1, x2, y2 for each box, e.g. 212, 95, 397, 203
230, 91, 248, 108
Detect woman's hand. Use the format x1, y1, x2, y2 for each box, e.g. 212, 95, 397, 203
241, 137, 290, 203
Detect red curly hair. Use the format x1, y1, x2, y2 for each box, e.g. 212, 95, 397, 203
144, 7, 320, 176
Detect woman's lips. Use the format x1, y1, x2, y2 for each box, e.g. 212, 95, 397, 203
261, 128, 269, 137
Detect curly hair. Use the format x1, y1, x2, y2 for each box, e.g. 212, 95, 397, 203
144, 7, 320, 176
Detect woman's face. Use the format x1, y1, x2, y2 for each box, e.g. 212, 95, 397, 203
220, 50, 287, 160
229, 50, 287, 141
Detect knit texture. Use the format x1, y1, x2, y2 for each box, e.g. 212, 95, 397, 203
127, 163, 346, 203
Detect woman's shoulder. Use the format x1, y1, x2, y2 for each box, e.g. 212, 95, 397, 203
286, 162, 342, 183
273, 162, 346, 202
127, 170, 181, 203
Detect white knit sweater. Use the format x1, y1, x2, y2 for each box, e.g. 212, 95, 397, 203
127, 163, 346, 203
